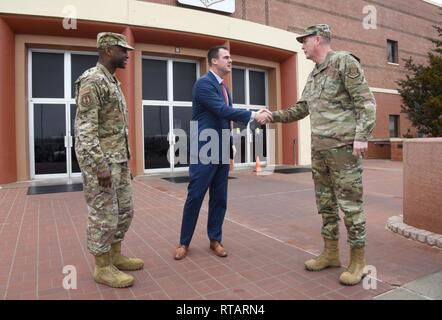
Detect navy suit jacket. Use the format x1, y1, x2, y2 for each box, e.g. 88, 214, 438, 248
190, 72, 252, 163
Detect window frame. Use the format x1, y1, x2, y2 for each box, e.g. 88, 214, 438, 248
387, 39, 399, 65
389, 114, 400, 138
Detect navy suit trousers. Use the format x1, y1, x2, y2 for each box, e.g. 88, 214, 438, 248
179, 163, 230, 246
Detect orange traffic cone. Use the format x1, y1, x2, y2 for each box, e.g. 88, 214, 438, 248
254, 156, 262, 173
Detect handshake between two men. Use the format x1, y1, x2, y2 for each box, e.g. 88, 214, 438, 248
255, 108, 273, 125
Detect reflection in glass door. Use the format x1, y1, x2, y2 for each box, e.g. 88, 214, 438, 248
33, 104, 67, 175
250, 110, 267, 163
31, 103, 80, 177
232, 122, 248, 164
143, 106, 170, 170
173, 107, 192, 168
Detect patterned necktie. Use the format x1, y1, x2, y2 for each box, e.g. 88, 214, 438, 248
220, 81, 229, 106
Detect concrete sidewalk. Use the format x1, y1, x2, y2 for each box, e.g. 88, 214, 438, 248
0, 160, 441, 300
374, 269, 442, 300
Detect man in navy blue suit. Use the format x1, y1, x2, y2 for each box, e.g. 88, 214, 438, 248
174, 46, 272, 260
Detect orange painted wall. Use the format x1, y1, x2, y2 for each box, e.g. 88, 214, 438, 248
280, 55, 298, 165
0, 18, 16, 184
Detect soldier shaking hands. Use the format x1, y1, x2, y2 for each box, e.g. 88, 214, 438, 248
258, 24, 376, 286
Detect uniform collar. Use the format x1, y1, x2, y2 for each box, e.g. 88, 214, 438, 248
97, 62, 120, 85
312, 51, 334, 76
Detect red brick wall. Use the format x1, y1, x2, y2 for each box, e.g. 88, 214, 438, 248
372, 92, 417, 140
141, 0, 439, 141
143, 0, 439, 89
390, 140, 403, 161
403, 138, 442, 234
366, 142, 391, 159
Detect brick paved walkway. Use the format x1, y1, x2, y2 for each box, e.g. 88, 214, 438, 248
1, 160, 441, 299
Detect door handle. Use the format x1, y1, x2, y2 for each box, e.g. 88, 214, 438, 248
65, 136, 73, 148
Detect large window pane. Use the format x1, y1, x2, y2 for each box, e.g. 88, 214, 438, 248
173, 107, 192, 167
387, 39, 398, 64
389, 115, 400, 137
142, 59, 168, 100
71, 54, 98, 98
32, 52, 64, 98
249, 70, 266, 106
144, 106, 169, 169
232, 68, 245, 104
34, 104, 66, 174
173, 62, 196, 101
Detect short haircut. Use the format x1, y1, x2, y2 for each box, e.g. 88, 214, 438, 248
208, 46, 229, 66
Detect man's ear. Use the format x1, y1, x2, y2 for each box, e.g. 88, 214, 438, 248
104, 47, 113, 57
315, 35, 321, 44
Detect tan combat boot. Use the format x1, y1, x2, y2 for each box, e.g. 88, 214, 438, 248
339, 246, 366, 286
94, 251, 134, 288
111, 241, 144, 271
305, 238, 341, 271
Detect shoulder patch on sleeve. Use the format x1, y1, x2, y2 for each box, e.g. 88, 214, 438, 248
80, 93, 92, 106
346, 65, 361, 79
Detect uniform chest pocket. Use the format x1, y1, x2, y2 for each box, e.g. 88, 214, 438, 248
320, 72, 340, 100
101, 92, 121, 112
303, 78, 320, 101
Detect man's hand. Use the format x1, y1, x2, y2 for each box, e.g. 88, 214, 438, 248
255, 109, 273, 125
353, 141, 368, 157
97, 169, 112, 188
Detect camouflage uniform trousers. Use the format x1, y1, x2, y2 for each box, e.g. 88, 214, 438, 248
81, 162, 134, 256
311, 144, 366, 248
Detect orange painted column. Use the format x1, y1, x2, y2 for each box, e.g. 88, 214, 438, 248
0, 18, 16, 184
280, 54, 298, 165
117, 27, 137, 175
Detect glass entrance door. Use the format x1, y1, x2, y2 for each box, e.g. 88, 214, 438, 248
29, 49, 97, 179
142, 57, 199, 173
232, 67, 269, 167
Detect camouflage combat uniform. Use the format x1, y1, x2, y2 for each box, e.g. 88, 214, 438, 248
74, 61, 133, 256
272, 50, 376, 248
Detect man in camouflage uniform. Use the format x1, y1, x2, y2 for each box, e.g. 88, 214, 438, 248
75, 32, 144, 288
268, 25, 376, 285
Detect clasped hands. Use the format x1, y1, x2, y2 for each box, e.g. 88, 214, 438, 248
255, 109, 273, 125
